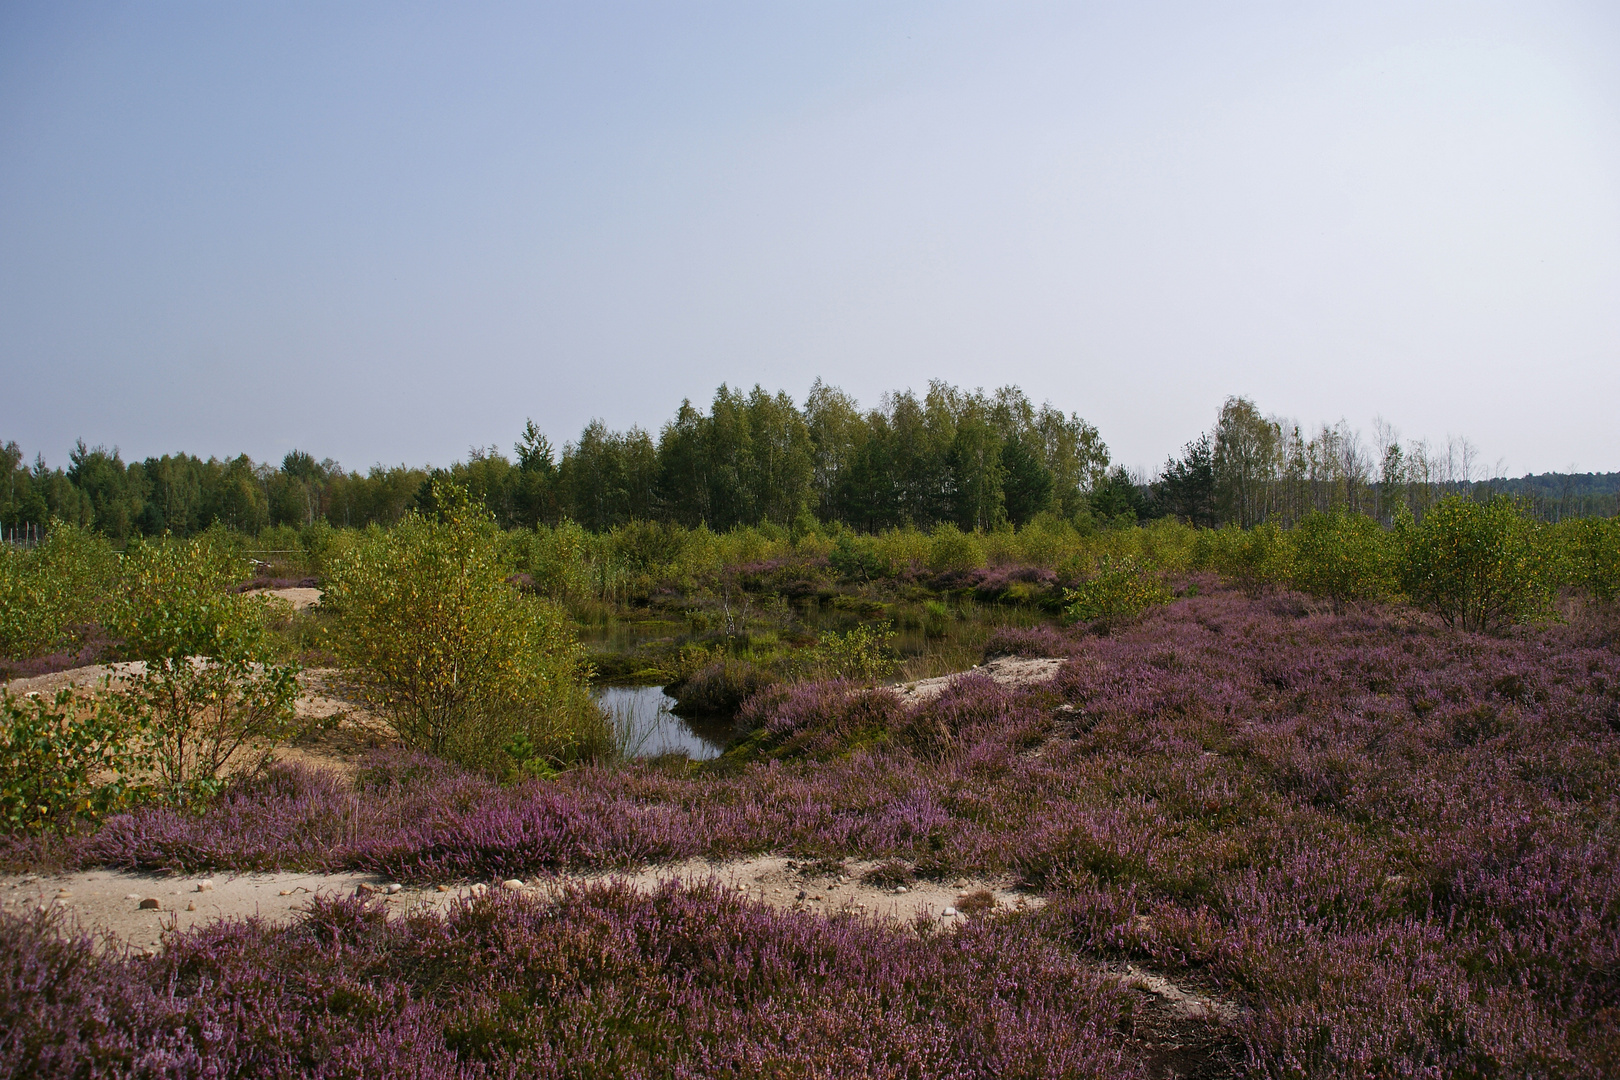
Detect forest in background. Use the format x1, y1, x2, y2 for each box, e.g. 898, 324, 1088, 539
4, 381, 1616, 542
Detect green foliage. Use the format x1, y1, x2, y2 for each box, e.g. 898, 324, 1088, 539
1286, 510, 1397, 611
0, 524, 119, 660
1062, 555, 1172, 629
1555, 516, 1620, 603
525, 520, 595, 603
1398, 496, 1555, 632
108, 532, 251, 660
1205, 522, 1287, 597
1, 689, 149, 834
323, 499, 608, 773
814, 622, 899, 681
926, 524, 985, 574
107, 534, 300, 802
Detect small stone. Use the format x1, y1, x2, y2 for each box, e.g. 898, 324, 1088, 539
125, 893, 142, 901
186, 900, 196, 911
56, 889, 72, 897
894, 886, 908, 894
386, 883, 404, 894
942, 906, 958, 917
356, 882, 377, 895
469, 883, 488, 897
279, 889, 293, 896
795, 890, 806, 901
501, 879, 525, 890
436, 884, 450, 892
139, 898, 161, 910
196, 880, 214, 892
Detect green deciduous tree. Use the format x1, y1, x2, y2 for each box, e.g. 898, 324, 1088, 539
1, 689, 149, 835
107, 533, 300, 802
1286, 510, 1396, 612
323, 486, 607, 773
1398, 496, 1554, 632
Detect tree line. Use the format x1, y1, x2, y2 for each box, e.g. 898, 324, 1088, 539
1147, 397, 1619, 527
2, 381, 1109, 538
4, 386, 1614, 541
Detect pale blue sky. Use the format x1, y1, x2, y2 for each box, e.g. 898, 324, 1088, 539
3, 2, 1617, 475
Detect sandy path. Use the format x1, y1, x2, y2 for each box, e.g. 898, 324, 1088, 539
1, 856, 1036, 955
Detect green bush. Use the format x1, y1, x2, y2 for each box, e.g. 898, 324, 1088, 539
1398, 496, 1555, 632
814, 621, 899, 681
1206, 522, 1287, 597
926, 524, 985, 574
525, 520, 595, 604
1, 689, 149, 834
1286, 511, 1397, 612
1556, 516, 1620, 603
0, 524, 119, 660
1062, 555, 1171, 630
323, 494, 608, 773
107, 534, 300, 803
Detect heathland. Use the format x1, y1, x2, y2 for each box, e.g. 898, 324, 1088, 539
2, 388, 1618, 1078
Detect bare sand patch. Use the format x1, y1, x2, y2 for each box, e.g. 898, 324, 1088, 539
243, 586, 322, 611
0, 856, 1036, 955
893, 654, 1065, 706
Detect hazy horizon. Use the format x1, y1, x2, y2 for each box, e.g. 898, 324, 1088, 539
3, 2, 1617, 478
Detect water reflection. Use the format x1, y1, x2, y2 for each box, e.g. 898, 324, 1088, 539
594, 684, 731, 761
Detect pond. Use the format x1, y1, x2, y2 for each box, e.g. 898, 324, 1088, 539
593, 684, 733, 761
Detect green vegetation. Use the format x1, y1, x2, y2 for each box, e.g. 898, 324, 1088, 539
1398, 495, 1557, 632
0, 524, 117, 660
1060, 556, 1171, 630
106, 534, 301, 804
0, 689, 147, 834
1286, 509, 1398, 612
2, 386, 1616, 831
322, 492, 606, 776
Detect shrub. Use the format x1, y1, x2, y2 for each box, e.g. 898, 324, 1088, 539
813, 621, 899, 681
668, 658, 777, 717
524, 519, 594, 603
106, 534, 301, 803
1286, 510, 1396, 612
981, 624, 1076, 660
1207, 521, 1287, 597
926, 524, 985, 574
1398, 496, 1555, 632
0, 524, 118, 661
1557, 516, 1620, 603
322, 497, 607, 773
1, 689, 148, 834
1062, 555, 1171, 630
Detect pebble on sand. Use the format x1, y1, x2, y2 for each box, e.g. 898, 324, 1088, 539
138, 898, 161, 910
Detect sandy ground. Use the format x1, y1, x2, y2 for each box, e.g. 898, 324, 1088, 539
1, 856, 1034, 954
0, 857, 1239, 1025
893, 654, 1065, 705
242, 586, 323, 611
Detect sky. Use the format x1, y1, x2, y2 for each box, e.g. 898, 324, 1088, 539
2, 1, 1617, 478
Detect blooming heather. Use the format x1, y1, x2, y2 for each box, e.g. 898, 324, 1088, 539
6, 586, 1619, 1076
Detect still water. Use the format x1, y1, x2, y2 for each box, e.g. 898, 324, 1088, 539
593, 685, 732, 761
